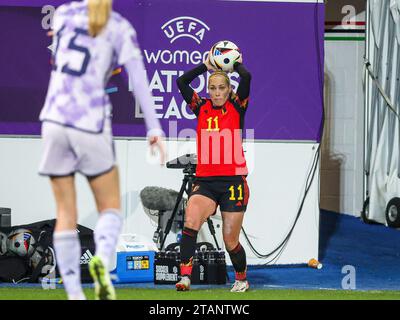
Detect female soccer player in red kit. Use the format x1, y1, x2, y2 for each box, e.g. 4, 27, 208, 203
175, 55, 251, 292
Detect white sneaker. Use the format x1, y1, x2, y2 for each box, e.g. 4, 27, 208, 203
176, 276, 191, 291
230, 280, 249, 292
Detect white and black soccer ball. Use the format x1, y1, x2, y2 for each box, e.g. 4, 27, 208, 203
30, 245, 45, 269
39, 247, 57, 280
7, 228, 36, 257
30, 245, 55, 271
0, 232, 7, 255
209, 40, 242, 73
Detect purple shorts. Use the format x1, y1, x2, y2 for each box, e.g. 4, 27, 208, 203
38, 121, 115, 178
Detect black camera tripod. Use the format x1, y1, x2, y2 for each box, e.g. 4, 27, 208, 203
159, 154, 221, 251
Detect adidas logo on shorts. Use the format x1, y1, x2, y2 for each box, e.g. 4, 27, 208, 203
80, 249, 94, 265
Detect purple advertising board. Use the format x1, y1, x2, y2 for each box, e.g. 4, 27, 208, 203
0, 0, 324, 141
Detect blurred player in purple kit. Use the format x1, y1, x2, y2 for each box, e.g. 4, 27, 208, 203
38, 0, 165, 300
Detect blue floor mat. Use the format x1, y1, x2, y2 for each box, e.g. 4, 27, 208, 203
1, 209, 400, 291
244, 209, 400, 291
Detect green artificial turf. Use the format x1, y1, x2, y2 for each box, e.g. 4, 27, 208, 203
0, 288, 399, 300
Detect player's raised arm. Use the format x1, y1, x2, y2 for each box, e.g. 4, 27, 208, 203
124, 58, 166, 165
115, 20, 166, 165
233, 58, 252, 104
176, 63, 208, 105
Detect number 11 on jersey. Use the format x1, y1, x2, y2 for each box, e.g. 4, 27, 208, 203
206, 116, 220, 132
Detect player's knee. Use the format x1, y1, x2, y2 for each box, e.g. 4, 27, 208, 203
185, 203, 201, 218
223, 235, 239, 251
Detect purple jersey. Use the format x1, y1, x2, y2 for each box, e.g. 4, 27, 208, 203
40, 0, 142, 133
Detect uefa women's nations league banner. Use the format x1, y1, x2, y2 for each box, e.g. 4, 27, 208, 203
0, 0, 324, 141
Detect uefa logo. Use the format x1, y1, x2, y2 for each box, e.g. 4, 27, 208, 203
161, 16, 210, 44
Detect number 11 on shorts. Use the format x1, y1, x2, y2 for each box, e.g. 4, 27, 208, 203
229, 185, 243, 201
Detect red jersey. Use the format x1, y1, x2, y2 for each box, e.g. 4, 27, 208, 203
189, 91, 249, 177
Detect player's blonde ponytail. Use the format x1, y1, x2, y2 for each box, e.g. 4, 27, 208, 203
88, 0, 112, 37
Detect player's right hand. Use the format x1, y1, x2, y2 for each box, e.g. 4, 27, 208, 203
148, 136, 166, 166
204, 52, 217, 72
